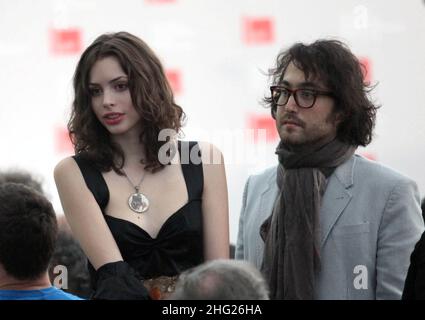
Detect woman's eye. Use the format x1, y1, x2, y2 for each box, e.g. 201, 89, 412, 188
115, 83, 128, 91
89, 88, 102, 96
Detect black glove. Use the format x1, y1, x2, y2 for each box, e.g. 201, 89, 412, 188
91, 261, 150, 300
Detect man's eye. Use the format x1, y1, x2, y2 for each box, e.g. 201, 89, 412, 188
299, 90, 315, 99
280, 89, 290, 98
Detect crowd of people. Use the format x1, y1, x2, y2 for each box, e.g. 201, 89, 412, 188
1, 31, 424, 300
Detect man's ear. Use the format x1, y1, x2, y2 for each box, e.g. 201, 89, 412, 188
271, 106, 277, 120
334, 110, 344, 126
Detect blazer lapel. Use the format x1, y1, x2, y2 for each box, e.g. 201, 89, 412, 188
259, 167, 279, 220
255, 167, 278, 268
320, 155, 356, 247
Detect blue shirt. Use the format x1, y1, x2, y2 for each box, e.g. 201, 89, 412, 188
0, 286, 84, 300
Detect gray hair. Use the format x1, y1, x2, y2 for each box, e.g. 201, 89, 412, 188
169, 259, 269, 300
0, 170, 44, 194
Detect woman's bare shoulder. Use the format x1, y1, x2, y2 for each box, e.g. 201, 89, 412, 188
53, 156, 84, 188
197, 141, 223, 166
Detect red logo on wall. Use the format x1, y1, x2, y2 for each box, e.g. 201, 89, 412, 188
145, 0, 176, 3
359, 57, 372, 84
247, 113, 279, 143
243, 17, 274, 44
54, 126, 74, 155
358, 151, 377, 161
49, 28, 82, 55
166, 69, 182, 95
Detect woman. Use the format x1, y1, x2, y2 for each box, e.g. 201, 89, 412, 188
54, 32, 229, 299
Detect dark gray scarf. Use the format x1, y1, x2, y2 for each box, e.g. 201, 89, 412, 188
260, 139, 356, 300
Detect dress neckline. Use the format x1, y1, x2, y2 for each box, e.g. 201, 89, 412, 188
100, 141, 196, 240
104, 199, 196, 240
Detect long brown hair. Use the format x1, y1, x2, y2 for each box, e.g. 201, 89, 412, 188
68, 31, 185, 173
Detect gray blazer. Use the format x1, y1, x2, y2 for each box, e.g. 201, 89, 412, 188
235, 155, 424, 299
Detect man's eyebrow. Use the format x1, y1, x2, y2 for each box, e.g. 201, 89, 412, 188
89, 76, 127, 86
299, 81, 320, 88
280, 80, 321, 89
280, 80, 291, 87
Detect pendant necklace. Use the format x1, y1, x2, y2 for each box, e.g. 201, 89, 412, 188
122, 168, 149, 214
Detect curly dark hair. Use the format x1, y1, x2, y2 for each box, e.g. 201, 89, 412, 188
69, 31, 185, 173
265, 39, 379, 147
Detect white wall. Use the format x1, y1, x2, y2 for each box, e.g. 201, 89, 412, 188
1, 0, 424, 244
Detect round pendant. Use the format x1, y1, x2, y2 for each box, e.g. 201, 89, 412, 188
128, 192, 149, 213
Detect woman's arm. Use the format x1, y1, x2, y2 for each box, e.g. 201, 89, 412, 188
54, 157, 123, 270
199, 142, 230, 260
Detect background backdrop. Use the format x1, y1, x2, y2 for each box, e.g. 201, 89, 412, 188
1, 0, 424, 244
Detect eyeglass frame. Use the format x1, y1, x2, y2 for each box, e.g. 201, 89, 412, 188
270, 85, 334, 109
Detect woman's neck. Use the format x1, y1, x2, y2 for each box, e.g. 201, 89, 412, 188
111, 132, 146, 167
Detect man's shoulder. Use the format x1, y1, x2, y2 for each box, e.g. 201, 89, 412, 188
247, 166, 277, 185
44, 286, 84, 300
0, 287, 84, 300
353, 154, 414, 185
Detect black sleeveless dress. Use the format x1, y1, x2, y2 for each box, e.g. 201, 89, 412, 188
72, 141, 205, 286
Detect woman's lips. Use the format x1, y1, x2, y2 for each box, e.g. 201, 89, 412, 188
103, 113, 124, 125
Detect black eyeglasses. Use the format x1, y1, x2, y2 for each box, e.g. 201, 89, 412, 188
270, 85, 333, 109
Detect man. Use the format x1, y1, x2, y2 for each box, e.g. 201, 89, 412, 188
170, 259, 269, 300
422, 197, 425, 222
235, 40, 424, 300
402, 198, 425, 299
0, 182, 82, 300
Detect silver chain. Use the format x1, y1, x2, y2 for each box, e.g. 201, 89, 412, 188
121, 168, 146, 193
